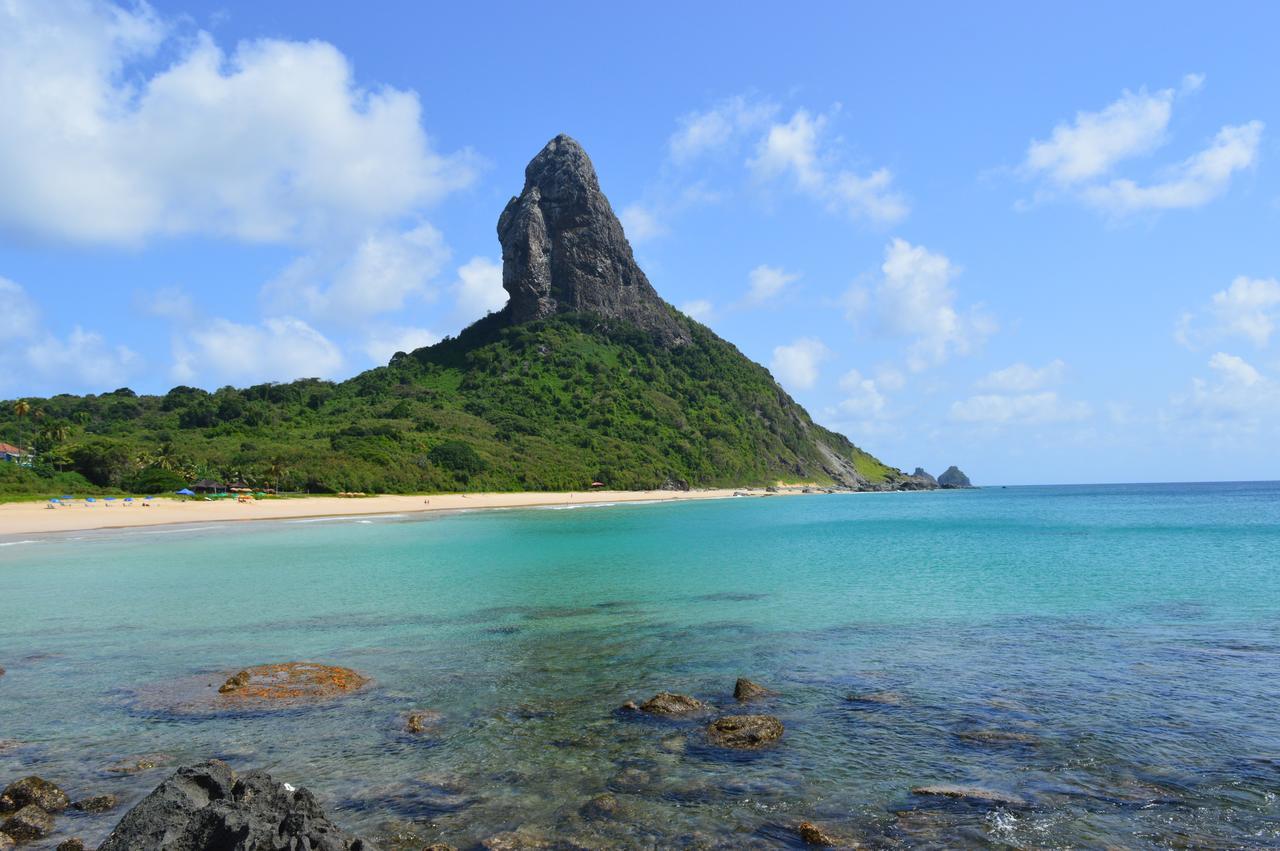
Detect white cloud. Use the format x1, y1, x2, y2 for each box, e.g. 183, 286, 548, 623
24, 327, 138, 391
1178, 275, 1280, 349
1207, 351, 1261, 385
680, 299, 714, 321
855, 239, 995, 371
669, 95, 778, 163
361, 326, 440, 364
1025, 86, 1177, 184
1081, 122, 1262, 214
454, 257, 506, 319
173, 316, 343, 385
950, 391, 1092, 425
0, 0, 474, 246
977, 359, 1066, 392
770, 338, 830, 390
746, 265, 800, 304
262, 223, 450, 323
1167, 352, 1280, 439
620, 203, 667, 242
749, 109, 908, 225
836, 369, 888, 419
0, 277, 136, 393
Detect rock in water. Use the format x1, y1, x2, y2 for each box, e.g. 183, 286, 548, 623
797, 821, 839, 846
0, 830, 13, 849
910, 783, 1026, 807
98, 760, 375, 851
73, 793, 119, 813
498, 134, 691, 346
637, 692, 709, 715
55, 839, 86, 851
706, 714, 785, 749
937, 466, 972, 488
912, 467, 938, 486
0, 777, 70, 813
1, 805, 53, 841
733, 678, 775, 701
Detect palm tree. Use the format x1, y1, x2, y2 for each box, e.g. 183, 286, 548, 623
12, 399, 31, 463
266, 457, 290, 494
154, 441, 181, 472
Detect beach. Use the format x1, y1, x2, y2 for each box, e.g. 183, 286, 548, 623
0, 488, 774, 537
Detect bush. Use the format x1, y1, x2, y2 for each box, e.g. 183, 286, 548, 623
428, 440, 486, 476
122, 467, 186, 494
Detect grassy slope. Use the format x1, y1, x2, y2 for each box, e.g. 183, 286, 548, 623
0, 312, 903, 496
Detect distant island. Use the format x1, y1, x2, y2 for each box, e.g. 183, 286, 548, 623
0, 136, 968, 500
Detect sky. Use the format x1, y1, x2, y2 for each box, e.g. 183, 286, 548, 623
1, 1, 1278, 485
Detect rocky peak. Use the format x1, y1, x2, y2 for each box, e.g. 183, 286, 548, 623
938, 465, 973, 488
498, 134, 690, 345
912, 467, 938, 486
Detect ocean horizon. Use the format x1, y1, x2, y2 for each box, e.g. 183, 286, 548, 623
3, 481, 1278, 848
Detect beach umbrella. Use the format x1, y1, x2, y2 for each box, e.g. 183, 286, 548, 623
86, 497, 97, 503
123, 497, 133, 503
176, 488, 195, 496
60, 495, 73, 500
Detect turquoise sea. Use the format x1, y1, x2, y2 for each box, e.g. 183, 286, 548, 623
2, 483, 1279, 849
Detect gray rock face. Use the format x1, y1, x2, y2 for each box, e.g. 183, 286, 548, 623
98, 761, 374, 851
937, 466, 973, 488
912, 467, 938, 486
498, 135, 690, 345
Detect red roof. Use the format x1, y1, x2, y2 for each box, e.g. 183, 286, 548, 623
0, 443, 23, 454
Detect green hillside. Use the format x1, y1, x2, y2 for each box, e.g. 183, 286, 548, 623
0, 311, 902, 498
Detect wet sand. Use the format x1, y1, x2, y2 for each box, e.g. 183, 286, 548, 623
0, 488, 783, 537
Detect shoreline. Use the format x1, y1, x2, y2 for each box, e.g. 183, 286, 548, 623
0, 487, 808, 538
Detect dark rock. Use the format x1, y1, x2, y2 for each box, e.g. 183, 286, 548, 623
423, 845, 456, 851
0, 666, 5, 677
637, 692, 708, 715
405, 710, 443, 734
911, 468, 938, 486
498, 135, 690, 346
98, 760, 374, 851
910, 783, 1026, 807
937, 466, 972, 488
578, 792, 623, 821
706, 714, 784, 749
105, 754, 173, 775
0, 797, 9, 815
617, 700, 640, 713
845, 691, 905, 707
1, 777, 70, 813
797, 821, 839, 846
0, 830, 12, 849
733, 678, 775, 701
1, 805, 54, 841
56, 839, 86, 851
73, 794, 119, 813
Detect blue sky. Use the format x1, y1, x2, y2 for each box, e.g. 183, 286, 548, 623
2, 1, 1278, 485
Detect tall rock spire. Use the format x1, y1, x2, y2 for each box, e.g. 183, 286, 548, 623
497, 135, 690, 345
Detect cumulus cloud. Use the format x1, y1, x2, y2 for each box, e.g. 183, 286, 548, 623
361, 326, 440, 363
669, 95, 778, 163
262, 223, 451, 323
1081, 122, 1262, 214
746, 265, 800, 304
1020, 75, 1259, 215
1166, 352, 1280, 439
680, 299, 714, 322
1177, 275, 1280, 349
0, 277, 137, 394
848, 239, 995, 371
749, 109, 908, 225
976, 359, 1067, 392
836, 369, 888, 419
950, 392, 1092, 425
770, 338, 830, 390
453, 257, 506, 320
172, 316, 343, 385
0, 0, 474, 246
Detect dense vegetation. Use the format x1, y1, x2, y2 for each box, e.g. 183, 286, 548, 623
0, 312, 900, 498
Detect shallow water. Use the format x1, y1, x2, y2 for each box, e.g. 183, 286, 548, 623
2, 483, 1279, 848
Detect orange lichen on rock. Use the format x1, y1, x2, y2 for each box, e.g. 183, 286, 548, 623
214, 662, 369, 703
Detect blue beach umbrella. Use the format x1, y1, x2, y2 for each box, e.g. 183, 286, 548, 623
86, 497, 97, 503
175, 488, 195, 496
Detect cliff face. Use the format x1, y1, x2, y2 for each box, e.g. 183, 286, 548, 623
497, 135, 691, 345
938, 466, 973, 488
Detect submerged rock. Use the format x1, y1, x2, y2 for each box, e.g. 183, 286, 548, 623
0, 830, 12, 849
480, 830, 553, 850
845, 691, 905, 707
405, 710, 444, 734
105, 754, 173, 775
797, 821, 839, 846
637, 692, 709, 716
98, 760, 375, 851
134, 662, 369, 716
0, 777, 69, 813
55, 839, 86, 851
733, 678, 775, 701
579, 792, 624, 821
73, 793, 119, 813
954, 729, 1039, 746
706, 714, 784, 749
910, 783, 1026, 807
1, 805, 53, 841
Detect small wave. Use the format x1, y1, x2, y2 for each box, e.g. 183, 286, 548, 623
0, 539, 41, 547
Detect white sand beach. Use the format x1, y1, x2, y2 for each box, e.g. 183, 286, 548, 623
0, 488, 783, 537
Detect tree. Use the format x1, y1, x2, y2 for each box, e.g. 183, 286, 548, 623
12, 399, 31, 459
266, 457, 290, 493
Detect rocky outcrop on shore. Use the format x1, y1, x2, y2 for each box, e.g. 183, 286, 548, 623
911, 468, 938, 486
132, 661, 370, 716
938, 466, 973, 488
98, 760, 375, 851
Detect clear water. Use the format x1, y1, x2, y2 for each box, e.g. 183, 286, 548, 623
2, 483, 1279, 849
